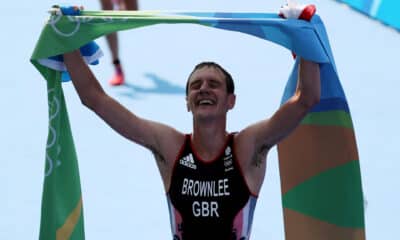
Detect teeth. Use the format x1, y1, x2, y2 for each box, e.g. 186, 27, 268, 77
199, 99, 213, 105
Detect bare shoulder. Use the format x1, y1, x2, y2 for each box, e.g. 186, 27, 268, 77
144, 120, 186, 164
148, 123, 186, 191
233, 128, 256, 156
234, 119, 272, 156
233, 126, 269, 194
160, 126, 186, 163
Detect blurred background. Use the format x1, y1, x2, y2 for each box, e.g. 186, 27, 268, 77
1, 0, 399, 239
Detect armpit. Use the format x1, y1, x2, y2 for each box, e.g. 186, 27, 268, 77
252, 144, 270, 167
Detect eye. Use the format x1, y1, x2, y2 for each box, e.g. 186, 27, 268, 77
209, 80, 221, 89
189, 80, 201, 91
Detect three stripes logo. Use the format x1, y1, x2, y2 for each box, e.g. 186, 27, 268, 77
179, 153, 197, 170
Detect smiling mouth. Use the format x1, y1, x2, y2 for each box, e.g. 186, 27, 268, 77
197, 99, 215, 106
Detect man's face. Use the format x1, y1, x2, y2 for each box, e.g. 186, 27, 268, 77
186, 66, 235, 120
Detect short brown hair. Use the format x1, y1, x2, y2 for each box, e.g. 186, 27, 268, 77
185, 62, 235, 96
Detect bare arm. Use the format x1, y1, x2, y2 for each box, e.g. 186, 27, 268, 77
63, 50, 184, 165
237, 58, 320, 167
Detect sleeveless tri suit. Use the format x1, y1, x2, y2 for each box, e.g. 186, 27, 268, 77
167, 134, 258, 240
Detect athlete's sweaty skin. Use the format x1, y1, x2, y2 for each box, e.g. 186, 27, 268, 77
63, 49, 320, 238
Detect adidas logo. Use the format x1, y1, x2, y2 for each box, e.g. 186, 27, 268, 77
179, 154, 197, 170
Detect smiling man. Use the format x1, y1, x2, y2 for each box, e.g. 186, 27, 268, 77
64, 49, 320, 239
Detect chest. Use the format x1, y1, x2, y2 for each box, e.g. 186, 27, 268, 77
168, 147, 250, 216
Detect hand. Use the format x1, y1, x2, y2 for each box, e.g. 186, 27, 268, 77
51, 5, 84, 16
279, 1, 316, 21
278, 1, 316, 59
51, 4, 99, 65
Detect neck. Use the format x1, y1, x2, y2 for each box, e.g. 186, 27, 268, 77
191, 118, 228, 161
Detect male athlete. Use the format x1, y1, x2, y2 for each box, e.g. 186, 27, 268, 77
61, 3, 319, 239
64, 50, 319, 239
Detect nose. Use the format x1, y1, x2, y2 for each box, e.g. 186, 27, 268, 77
199, 81, 210, 93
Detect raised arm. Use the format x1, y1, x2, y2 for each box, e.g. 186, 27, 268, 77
260, 58, 321, 146
236, 58, 320, 173
63, 50, 184, 185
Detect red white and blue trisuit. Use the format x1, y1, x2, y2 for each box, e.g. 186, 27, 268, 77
167, 133, 258, 240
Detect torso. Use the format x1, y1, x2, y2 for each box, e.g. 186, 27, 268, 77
166, 133, 258, 240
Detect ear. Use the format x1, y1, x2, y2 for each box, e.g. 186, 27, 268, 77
227, 94, 236, 110
185, 96, 191, 112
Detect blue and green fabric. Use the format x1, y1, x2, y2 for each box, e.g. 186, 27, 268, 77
335, 0, 399, 31
31, 10, 365, 240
